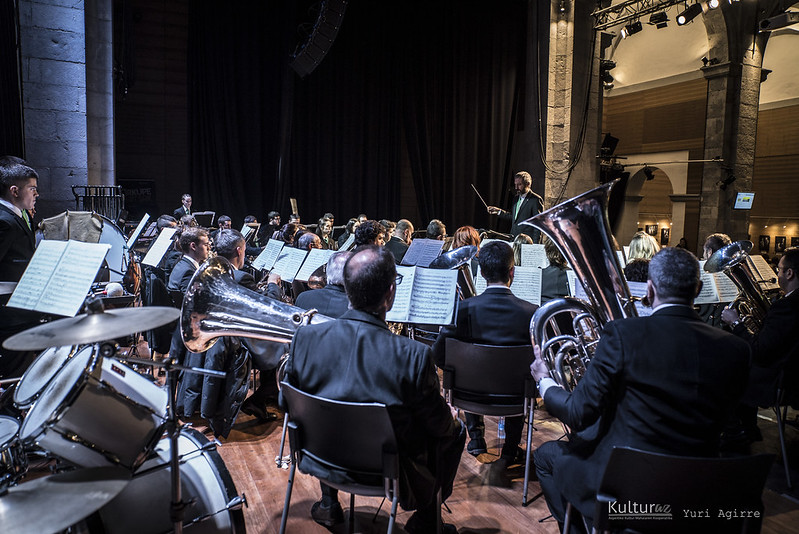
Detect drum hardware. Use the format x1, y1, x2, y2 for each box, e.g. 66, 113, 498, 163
0, 465, 131, 534
2, 298, 180, 352
0, 415, 27, 491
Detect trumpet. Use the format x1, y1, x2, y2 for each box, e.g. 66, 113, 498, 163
524, 180, 637, 391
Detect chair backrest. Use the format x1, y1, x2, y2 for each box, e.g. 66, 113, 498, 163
595, 446, 775, 533
280, 383, 399, 479
444, 338, 534, 401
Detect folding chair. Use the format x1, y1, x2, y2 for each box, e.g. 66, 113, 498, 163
278, 383, 400, 534
442, 338, 536, 505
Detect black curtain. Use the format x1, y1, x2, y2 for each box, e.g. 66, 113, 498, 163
0, 0, 24, 157
188, 0, 546, 231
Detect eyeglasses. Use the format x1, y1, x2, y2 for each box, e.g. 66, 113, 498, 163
395, 273, 404, 285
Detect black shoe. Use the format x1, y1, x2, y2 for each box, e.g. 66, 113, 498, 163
500, 446, 526, 466
466, 437, 487, 456
240, 400, 278, 423
404, 512, 457, 534
311, 500, 345, 527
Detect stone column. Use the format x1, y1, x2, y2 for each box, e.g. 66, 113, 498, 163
85, 0, 115, 186
19, 0, 88, 217
544, 0, 602, 208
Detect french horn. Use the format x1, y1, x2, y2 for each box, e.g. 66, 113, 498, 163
524, 180, 637, 391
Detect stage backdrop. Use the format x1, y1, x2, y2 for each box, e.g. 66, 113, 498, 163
188, 0, 548, 233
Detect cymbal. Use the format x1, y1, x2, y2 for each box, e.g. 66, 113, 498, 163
0, 466, 130, 534
3, 306, 181, 351
0, 281, 17, 295
429, 245, 478, 270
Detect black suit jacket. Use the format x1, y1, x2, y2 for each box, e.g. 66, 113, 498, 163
294, 283, 350, 318
286, 309, 463, 509
543, 305, 750, 519
167, 256, 197, 296
0, 204, 36, 282
732, 289, 799, 405
498, 193, 542, 241
173, 206, 190, 220
431, 286, 538, 368
384, 236, 409, 264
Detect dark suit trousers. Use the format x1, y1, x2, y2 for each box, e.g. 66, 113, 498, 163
465, 413, 523, 457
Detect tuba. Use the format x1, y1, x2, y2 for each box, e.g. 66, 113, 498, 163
704, 240, 771, 331
524, 180, 637, 391
180, 256, 331, 353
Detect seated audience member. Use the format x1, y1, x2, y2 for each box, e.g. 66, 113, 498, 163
354, 220, 386, 247
532, 247, 750, 529
432, 241, 537, 464
721, 247, 799, 445
627, 230, 659, 262
384, 219, 415, 263
285, 246, 465, 533
295, 251, 351, 318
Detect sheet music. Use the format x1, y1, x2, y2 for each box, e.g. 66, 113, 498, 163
712, 272, 739, 303
252, 239, 284, 271
748, 254, 780, 291
520, 244, 547, 268
616, 250, 626, 268
340, 233, 356, 251
142, 228, 178, 267
479, 238, 499, 248
566, 270, 578, 297
126, 213, 150, 249
241, 225, 254, 239
509, 266, 542, 306
623, 246, 630, 263
407, 268, 457, 324
8, 240, 111, 317
626, 281, 652, 317
141, 221, 158, 238
270, 247, 308, 282
386, 265, 416, 322
295, 248, 334, 282
695, 270, 722, 304
401, 239, 445, 267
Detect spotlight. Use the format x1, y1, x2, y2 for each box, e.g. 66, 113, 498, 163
643, 167, 655, 181
676, 3, 703, 25
620, 20, 643, 38
759, 12, 799, 31
648, 12, 669, 29
707, 0, 720, 9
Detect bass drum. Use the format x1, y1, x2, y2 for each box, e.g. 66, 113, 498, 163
94, 427, 246, 533
13, 345, 78, 409
98, 214, 127, 282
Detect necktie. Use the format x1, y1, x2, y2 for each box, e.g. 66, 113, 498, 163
21, 209, 31, 230
514, 196, 523, 219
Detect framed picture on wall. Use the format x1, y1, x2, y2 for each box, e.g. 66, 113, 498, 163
792, 237, 799, 247
660, 228, 670, 246
759, 235, 770, 252
645, 224, 658, 236
775, 236, 787, 253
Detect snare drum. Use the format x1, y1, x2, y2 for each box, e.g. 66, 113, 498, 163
19, 347, 168, 470
0, 415, 27, 488
13, 345, 79, 409
95, 428, 246, 533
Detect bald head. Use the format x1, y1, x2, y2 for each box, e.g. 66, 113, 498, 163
344, 245, 396, 313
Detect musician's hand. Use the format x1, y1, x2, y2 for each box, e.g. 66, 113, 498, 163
721, 308, 740, 325
267, 272, 282, 286
487, 206, 501, 215
530, 345, 549, 382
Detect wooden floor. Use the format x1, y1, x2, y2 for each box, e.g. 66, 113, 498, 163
213, 398, 799, 534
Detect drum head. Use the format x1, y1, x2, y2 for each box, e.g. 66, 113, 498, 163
99, 215, 127, 282
14, 346, 76, 407
0, 415, 20, 446
20, 346, 96, 442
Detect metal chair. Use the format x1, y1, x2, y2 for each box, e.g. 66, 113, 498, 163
441, 338, 536, 505
774, 369, 796, 489
571, 446, 775, 534
278, 383, 400, 534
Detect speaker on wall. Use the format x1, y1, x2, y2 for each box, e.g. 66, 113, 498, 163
290, 0, 348, 78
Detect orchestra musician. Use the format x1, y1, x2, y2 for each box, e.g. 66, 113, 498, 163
384, 219, 414, 263
354, 220, 386, 247
173, 193, 192, 220
426, 219, 446, 240
337, 217, 360, 249
284, 245, 465, 533
487, 171, 542, 242
294, 251, 351, 318
531, 247, 750, 529
315, 218, 337, 250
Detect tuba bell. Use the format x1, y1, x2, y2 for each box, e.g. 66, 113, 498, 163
704, 240, 771, 331
180, 256, 331, 353
524, 180, 637, 391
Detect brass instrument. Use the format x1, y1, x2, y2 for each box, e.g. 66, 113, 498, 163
429, 245, 479, 299
180, 256, 331, 353
524, 180, 637, 391
704, 240, 771, 331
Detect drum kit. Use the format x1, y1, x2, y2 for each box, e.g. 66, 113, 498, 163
0, 301, 247, 534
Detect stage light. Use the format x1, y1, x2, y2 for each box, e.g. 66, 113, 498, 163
759, 12, 799, 31
648, 12, 669, 29
620, 20, 643, 38
676, 3, 703, 25
707, 0, 720, 9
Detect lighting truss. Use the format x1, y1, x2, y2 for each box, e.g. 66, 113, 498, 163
593, 0, 688, 31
